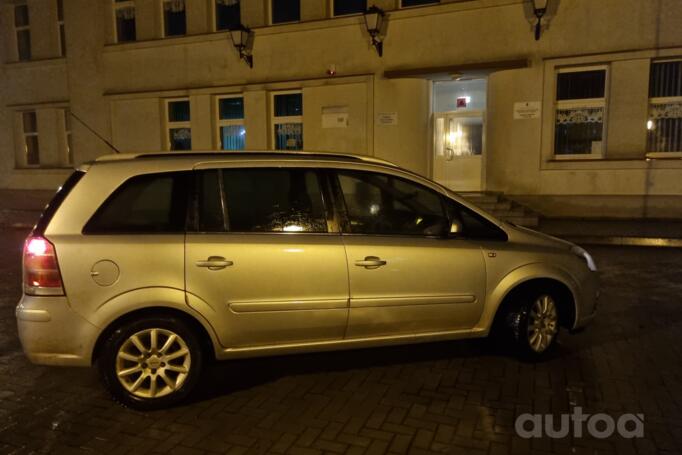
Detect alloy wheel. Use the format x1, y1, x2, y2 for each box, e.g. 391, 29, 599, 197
527, 294, 559, 353
115, 328, 191, 399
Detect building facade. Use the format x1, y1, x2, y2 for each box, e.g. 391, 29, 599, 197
1, 0, 681, 218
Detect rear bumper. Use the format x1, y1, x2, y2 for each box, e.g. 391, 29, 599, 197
16, 295, 99, 366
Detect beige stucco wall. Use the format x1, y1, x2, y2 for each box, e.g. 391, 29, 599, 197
0, 0, 681, 218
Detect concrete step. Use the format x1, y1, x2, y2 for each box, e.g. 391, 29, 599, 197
456, 192, 500, 204
503, 215, 540, 227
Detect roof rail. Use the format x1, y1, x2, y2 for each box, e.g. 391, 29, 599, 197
95, 150, 398, 167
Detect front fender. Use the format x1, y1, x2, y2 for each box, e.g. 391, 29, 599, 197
476, 263, 579, 334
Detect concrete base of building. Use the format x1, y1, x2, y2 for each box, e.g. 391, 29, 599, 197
509, 195, 682, 219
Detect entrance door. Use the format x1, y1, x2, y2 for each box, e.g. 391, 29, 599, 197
432, 79, 487, 192
433, 112, 485, 192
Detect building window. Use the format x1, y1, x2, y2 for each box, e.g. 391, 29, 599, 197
63, 109, 73, 165
114, 0, 136, 42
166, 99, 192, 151
163, 0, 186, 37
554, 67, 607, 157
333, 0, 366, 16
215, 0, 240, 31
271, 0, 300, 24
401, 0, 440, 7
22, 111, 40, 166
57, 0, 66, 56
272, 92, 303, 150
647, 60, 682, 154
15, 3, 31, 61
217, 96, 246, 150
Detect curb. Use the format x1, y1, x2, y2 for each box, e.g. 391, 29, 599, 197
559, 236, 682, 248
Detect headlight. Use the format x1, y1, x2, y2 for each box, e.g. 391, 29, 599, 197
571, 246, 597, 272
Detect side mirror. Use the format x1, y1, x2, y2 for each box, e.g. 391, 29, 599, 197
449, 219, 464, 237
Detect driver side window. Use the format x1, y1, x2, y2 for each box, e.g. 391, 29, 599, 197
336, 171, 448, 236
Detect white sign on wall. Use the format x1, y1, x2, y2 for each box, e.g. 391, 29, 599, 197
513, 101, 541, 120
321, 106, 349, 128
377, 112, 398, 126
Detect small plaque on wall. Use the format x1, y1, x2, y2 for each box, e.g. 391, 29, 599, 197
322, 106, 349, 128
377, 112, 398, 126
513, 101, 541, 120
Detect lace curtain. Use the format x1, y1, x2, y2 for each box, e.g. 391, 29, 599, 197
164, 0, 185, 13
116, 6, 135, 20
556, 107, 604, 125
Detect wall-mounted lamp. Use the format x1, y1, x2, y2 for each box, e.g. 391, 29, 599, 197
364, 6, 385, 57
531, 0, 549, 40
229, 24, 253, 68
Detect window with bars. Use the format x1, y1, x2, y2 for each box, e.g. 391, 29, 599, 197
217, 96, 246, 151
271, 0, 300, 24
22, 112, 40, 166
215, 0, 241, 30
333, 0, 367, 16
15, 3, 31, 61
647, 60, 682, 154
272, 92, 303, 151
57, 0, 66, 56
401, 0, 440, 7
163, 0, 186, 37
166, 99, 192, 151
114, 0, 136, 42
554, 67, 607, 157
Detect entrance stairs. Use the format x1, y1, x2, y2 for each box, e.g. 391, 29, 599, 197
457, 192, 540, 227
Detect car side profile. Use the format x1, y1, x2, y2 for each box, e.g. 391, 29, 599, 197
16, 151, 598, 409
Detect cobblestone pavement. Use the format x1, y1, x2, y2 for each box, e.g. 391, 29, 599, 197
1, 228, 681, 454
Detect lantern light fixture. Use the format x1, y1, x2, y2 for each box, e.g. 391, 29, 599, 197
229, 24, 253, 68
364, 6, 385, 57
531, 0, 549, 41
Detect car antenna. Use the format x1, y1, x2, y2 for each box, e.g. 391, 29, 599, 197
69, 111, 121, 154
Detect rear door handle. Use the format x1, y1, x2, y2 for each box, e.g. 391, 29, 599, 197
196, 256, 234, 270
355, 256, 387, 268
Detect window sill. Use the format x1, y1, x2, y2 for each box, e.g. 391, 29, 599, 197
646, 152, 682, 159
3, 57, 66, 69
14, 167, 73, 172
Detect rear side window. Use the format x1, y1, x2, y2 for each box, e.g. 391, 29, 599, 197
195, 168, 328, 233
84, 172, 190, 234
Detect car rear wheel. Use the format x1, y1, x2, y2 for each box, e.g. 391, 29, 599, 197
98, 316, 203, 410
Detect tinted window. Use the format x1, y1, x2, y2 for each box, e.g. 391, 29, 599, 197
84, 172, 190, 234
402, 0, 439, 6
215, 0, 240, 30
336, 171, 448, 236
218, 168, 327, 233
197, 170, 225, 232
444, 198, 507, 241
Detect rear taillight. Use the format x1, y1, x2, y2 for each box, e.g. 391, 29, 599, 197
23, 236, 64, 296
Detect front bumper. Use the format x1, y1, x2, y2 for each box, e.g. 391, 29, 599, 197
16, 295, 100, 367
572, 271, 600, 330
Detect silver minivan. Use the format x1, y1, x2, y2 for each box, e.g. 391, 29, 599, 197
17, 151, 598, 409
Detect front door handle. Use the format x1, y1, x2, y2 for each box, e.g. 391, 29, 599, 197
196, 256, 234, 270
355, 256, 387, 268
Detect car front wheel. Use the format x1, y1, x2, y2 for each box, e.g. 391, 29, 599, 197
98, 315, 203, 410
508, 292, 560, 358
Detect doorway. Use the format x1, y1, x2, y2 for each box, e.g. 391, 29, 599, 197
432, 79, 487, 192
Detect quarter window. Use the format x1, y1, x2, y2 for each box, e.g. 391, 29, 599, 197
15, 3, 31, 61
197, 168, 327, 233
271, 0, 300, 24
114, 0, 136, 42
333, 0, 366, 16
272, 92, 303, 150
336, 171, 448, 236
554, 67, 607, 156
166, 99, 192, 151
163, 0, 186, 37
443, 199, 508, 241
22, 111, 40, 166
215, 0, 241, 30
217, 96, 246, 150
647, 60, 682, 154
84, 172, 191, 234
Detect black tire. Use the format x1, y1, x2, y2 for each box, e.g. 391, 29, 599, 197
504, 289, 560, 360
97, 315, 204, 410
